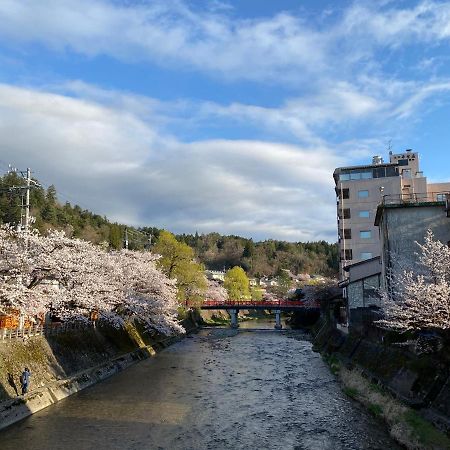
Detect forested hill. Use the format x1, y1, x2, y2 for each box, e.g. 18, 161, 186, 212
174, 233, 338, 278
0, 171, 338, 276
0, 171, 149, 249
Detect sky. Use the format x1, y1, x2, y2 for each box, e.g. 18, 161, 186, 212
1, 0, 450, 242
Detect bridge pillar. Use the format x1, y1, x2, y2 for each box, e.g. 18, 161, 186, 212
274, 310, 282, 330
229, 309, 239, 329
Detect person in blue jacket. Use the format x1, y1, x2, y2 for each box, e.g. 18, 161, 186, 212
20, 367, 31, 395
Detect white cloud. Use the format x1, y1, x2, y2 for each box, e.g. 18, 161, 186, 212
0, 83, 346, 241
392, 81, 450, 118
0, 0, 327, 83
2, 1, 450, 241
340, 1, 450, 46
1, 0, 450, 84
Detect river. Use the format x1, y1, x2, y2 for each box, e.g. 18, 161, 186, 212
0, 322, 401, 450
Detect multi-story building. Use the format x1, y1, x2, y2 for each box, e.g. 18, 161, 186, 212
333, 149, 430, 279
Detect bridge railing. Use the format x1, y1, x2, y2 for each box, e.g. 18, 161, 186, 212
188, 299, 318, 308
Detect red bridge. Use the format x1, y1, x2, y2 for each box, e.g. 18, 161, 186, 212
195, 299, 319, 310
186, 299, 320, 329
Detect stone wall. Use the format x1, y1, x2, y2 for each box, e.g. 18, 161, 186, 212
314, 319, 450, 433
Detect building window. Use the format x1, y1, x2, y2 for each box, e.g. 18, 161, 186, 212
363, 275, 381, 306
340, 169, 378, 181
339, 208, 351, 219
373, 167, 385, 178
402, 169, 412, 178
342, 228, 351, 239
386, 166, 398, 177
360, 252, 373, 260
360, 230, 372, 239
339, 188, 350, 199
341, 248, 353, 261
359, 210, 370, 218
398, 159, 409, 166
358, 190, 369, 198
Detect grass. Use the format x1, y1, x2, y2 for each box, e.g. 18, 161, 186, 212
369, 382, 384, 395
202, 316, 230, 326
368, 403, 383, 417
343, 386, 359, 400
323, 353, 341, 375
404, 410, 450, 449
335, 365, 450, 449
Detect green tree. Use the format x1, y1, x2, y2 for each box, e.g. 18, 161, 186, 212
224, 266, 250, 300
250, 286, 263, 301
153, 230, 207, 302
242, 240, 254, 258
109, 224, 123, 249
41, 203, 57, 222
46, 185, 57, 204
154, 230, 195, 278
275, 269, 292, 298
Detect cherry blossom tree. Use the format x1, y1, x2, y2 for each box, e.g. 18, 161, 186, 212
205, 280, 228, 303
300, 279, 339, 308
0, 225, 183, 335
378, 230, 450, 332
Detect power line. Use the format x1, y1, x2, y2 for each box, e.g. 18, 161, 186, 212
1, 165, 152, 238
0, 166, 39, 231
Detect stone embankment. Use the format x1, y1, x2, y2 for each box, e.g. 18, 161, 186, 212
313, 319, 450, 449
0, 311, 201, 431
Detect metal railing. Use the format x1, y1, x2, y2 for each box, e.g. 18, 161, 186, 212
0, 321, 90, 342
381, 191, 450, 205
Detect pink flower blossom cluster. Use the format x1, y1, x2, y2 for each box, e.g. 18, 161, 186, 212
0, 225, 183, 335
379, 230, 450, 331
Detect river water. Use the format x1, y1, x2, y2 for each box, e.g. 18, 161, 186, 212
1, 322, 401, 450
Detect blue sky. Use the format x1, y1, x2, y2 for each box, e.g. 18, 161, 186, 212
0, 0, 450, 241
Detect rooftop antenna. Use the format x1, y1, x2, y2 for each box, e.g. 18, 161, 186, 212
387, 139, 393, 155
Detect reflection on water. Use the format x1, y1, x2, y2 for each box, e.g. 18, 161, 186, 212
0, 324, 401, 450
238, 316, 289, 329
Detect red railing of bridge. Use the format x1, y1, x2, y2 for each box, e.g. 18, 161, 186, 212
187, 299, 319, 308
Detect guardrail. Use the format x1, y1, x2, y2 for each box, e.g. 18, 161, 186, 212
0, 321, 90, 342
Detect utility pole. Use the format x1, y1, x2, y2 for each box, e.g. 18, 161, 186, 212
4, 166, 37, 232
24, 167, 31, 232
124, 228, 129, 250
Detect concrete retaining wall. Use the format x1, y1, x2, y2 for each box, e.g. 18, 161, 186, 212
0, 312, 199, 434
0, 343, 164, 431
313, 319, 450, 434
